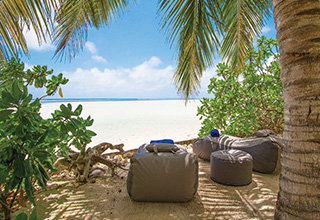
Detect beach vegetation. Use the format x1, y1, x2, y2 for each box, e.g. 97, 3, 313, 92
0, 59, 96, 219
197, 37, 283, 137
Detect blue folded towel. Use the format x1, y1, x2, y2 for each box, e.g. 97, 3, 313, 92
210, 129, 220, 137
150, 139, 174, 144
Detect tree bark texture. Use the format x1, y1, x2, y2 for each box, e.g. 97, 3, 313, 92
273, 0, 320, 219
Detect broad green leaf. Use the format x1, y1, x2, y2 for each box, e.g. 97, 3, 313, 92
41, 65, 47, 72
85, 130, 97, 137
24, 177, 35, 204
71, 118, 81, 127
86, 117, 94, 126
21, 94, 33, 106
38, 162, 50, 181
33, 150, 51, 161
59, 123, 68, 136
0, 100, 12, 108
12, 80, 22, 103
2, 90, 16, 104
60, 104, 71, 117
14, 212, 28, 220
33, 163, 46, 190
0, 109, 14, 121
66, 122, 77, 133
0, 164, 9, 183
13, 155, 26, 178
41, 159, 56, 172
15, 125, 25, 137
74, 104, 83, 116
30, 206, 41, 220
24, 159, 34, 177
21, 85, 28, 100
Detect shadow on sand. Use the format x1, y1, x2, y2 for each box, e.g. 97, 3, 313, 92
16, 160, 279, 220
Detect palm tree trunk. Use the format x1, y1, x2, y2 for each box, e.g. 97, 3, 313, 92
272, 0, 320, 219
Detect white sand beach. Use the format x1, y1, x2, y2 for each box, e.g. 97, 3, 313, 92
40, 99, 202, 150
14, 99, 280, 220
16, 158, 279, 220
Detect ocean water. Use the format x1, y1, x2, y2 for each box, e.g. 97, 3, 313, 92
40, 99, 201, 151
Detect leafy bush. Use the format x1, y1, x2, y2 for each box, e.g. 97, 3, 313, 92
0, 59, 96, 220
197, 36, 283, 137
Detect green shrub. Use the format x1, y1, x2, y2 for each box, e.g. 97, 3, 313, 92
0, 59, 96, 220
197, 36, 283, 137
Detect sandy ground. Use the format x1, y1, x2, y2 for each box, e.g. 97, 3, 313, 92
16, 159, 279, 220
11, 101, 280, 219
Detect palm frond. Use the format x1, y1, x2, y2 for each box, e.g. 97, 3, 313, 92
0, 0, 55, 61
219, 0, 272, 71
53, 0, 129, 61
159, 0, 221, 100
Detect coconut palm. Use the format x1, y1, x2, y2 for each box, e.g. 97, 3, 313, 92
159, 0, 319, 219
0, 0, 128, 64
272, 1, 320, 219
0, 0, 52, 65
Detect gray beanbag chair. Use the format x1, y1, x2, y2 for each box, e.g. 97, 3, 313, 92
211, 149, 253, 186
127, 143, 198, 202
193, 130, 283, 174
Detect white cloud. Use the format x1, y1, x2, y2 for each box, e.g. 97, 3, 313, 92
85, 41, 108, 63
261, 53, 279, 71
63, 57, 175, 98
130, 57, 163, 81
85, 41, 97, 54
197, 66, 217, 97
266, 53, 279, 65
24, 29, 54, 51
92, 55, 107, 63
23, 63, 34, 71
262, 26, 271, 35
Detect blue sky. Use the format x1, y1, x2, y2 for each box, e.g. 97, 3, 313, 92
22, 1, 277, 100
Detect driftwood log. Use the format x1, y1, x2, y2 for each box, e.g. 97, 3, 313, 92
54, 142, 128, 182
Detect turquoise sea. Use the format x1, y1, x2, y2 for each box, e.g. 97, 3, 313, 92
40, 98, 190, 103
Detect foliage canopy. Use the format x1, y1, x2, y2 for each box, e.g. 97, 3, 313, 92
0, 59, 96, 219
197, 37, 283, 137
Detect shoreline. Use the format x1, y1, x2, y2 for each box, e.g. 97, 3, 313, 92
40, 99, 202, 151
39, 97, 202, 104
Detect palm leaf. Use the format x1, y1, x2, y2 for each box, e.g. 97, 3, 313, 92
160, 0, 271, 99
53, 0, 129, 61
219, 0, 272, 71
0, 0, 55, 61
159, 0, 221, 100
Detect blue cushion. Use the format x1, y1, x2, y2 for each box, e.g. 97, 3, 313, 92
210, 129, 220, 137
150, 139, 174, 144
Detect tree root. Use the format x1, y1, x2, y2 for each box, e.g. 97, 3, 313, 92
54, 142, 129, 182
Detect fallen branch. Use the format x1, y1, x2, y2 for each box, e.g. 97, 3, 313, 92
54, 142, 127, 182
